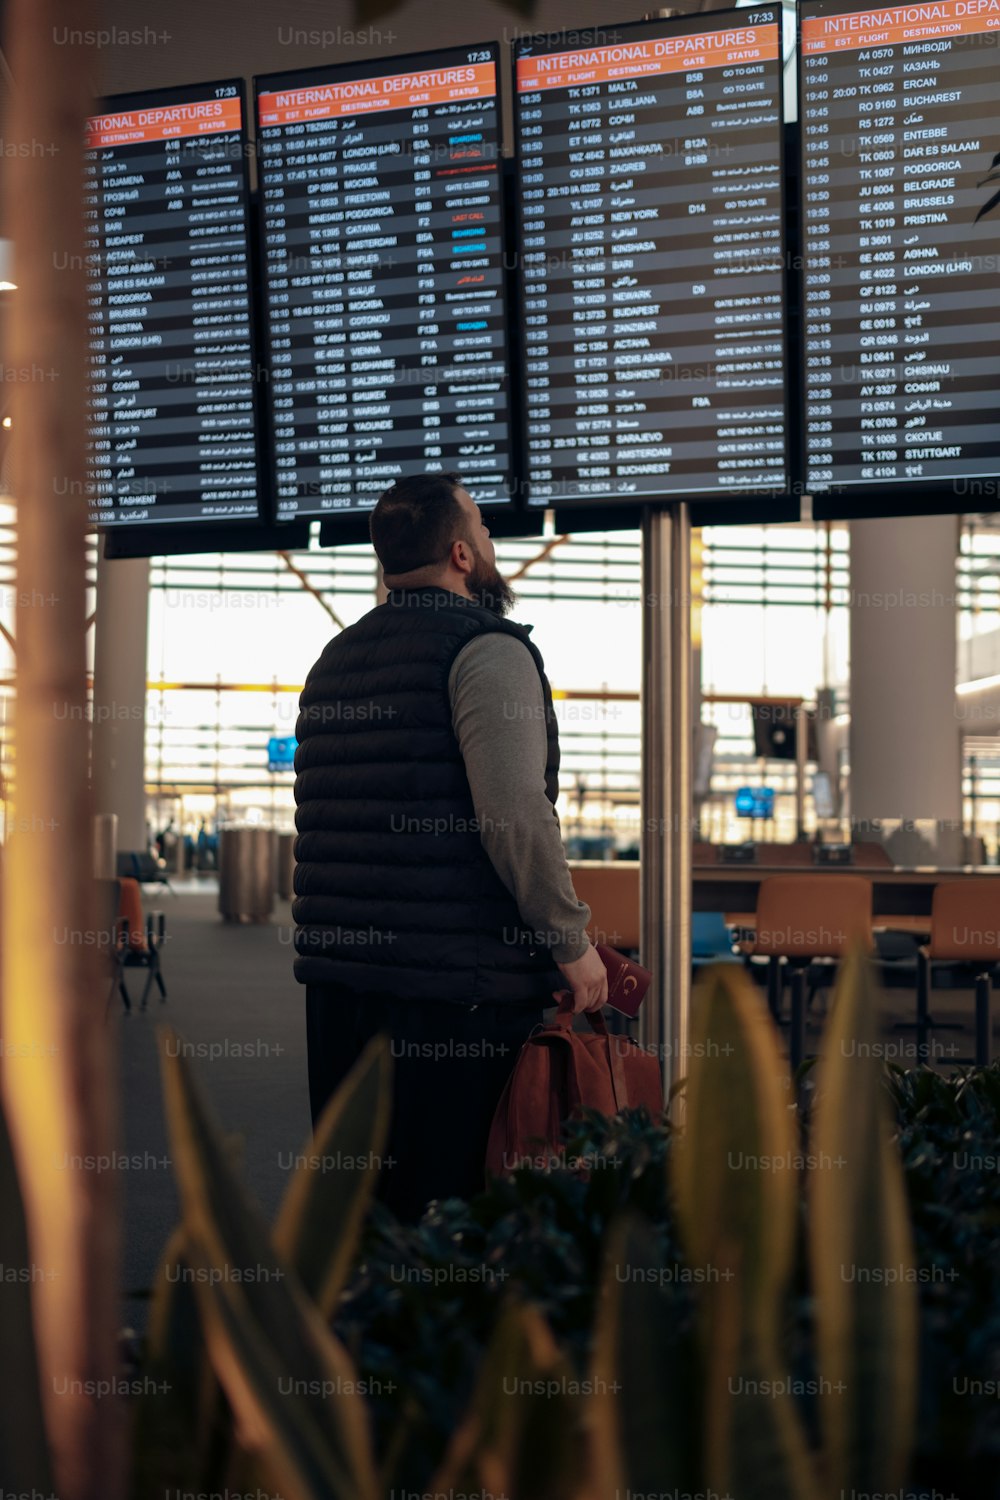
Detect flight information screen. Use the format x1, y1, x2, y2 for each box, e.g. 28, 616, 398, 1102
800, 0, 1000, 498
513, 8, 789, 506
84, 81, 261, 528
255, 44, 514, 518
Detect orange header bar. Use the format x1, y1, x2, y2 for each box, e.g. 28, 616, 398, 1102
86, 97, 242, 150
258, 62, 497, 127
802, 0, 1000, 51
516, 25, 779, 91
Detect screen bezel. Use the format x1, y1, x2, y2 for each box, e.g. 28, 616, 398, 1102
796, 0, 1000, 522
101, 518, 311, 559
316, 503, 545, 550
510, 5, 794, 517
252, 39, 519, 525
87, 76, 265, 533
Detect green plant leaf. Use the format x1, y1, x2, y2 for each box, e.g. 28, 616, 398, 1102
671, 964, 819, 1500
707, 1314, 822, 1500
158, 1025, 378, 1500
129, 1226, 208, 1494
588, 1215, 696, 1495
673, 963, 799, 1334
0, 1094, 53, 1494
273, 1034, 391, 1318
432, 1301, 585, 1500
184, 1232, 376, 1500
809, 947, 918, 1496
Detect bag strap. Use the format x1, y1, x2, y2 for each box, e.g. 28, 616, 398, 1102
605, 1031, 630, 1112
554, 1002, 630, 1112
553, 1000, 607, 1035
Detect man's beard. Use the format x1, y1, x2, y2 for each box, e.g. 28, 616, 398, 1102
466, 544, 517, 617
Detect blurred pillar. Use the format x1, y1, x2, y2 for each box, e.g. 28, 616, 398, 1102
93, 551, 150, 853
0, 2, 125, 1498
849, 515, 961, 856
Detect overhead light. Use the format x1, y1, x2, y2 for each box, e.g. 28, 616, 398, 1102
957, 674, 1000, 696
0, 239, 16, 291
1, 418, 10, 429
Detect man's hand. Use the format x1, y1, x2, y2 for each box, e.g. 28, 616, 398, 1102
554, 943, 608, 1014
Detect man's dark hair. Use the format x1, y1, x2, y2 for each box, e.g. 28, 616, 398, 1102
369, 472, 470, 575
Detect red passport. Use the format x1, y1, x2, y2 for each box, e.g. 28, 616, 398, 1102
596, 944, 652, 1018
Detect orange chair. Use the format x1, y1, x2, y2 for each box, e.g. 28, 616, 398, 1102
917, 880, 1000, 1066
101, 876, 168, 1014
751, 874, 873, 1071
118, 875, 147, 952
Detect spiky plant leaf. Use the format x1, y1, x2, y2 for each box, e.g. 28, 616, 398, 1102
672, 964, 820, 1500
432, 1301, 586, 1500
273, 1035, 391, 1318
185, 1233, 376, 1500
158, 1026, 378, 1500
588, 1215, 696, 1495
810, 947, 918, 1496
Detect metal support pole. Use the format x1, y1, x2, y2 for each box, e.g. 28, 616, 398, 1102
975, 972, 992, 1067
795, 702, 808, 839
639, 505, 692, 1104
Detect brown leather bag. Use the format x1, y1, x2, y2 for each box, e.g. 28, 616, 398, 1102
484, 1003, 664, 1177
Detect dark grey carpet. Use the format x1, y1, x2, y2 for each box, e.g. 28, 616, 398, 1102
117, 883, 309, 1332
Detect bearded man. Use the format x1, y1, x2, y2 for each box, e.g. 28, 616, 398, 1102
292, 473, 605, 1219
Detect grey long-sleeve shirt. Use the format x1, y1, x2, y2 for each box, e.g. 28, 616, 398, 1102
447, 632, 592, 965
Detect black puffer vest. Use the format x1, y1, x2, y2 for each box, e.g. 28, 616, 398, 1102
292, 586, 561, 1004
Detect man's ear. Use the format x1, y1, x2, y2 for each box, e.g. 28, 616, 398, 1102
451, 536, 473, 574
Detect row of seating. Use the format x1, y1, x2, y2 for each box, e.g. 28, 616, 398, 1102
571, 865, 999, 1070
755, 875, 999, 1069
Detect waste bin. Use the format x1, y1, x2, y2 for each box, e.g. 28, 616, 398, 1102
276, 831, 296, 899
218, 827, 277, 923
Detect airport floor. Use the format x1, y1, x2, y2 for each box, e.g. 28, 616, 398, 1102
118, 881, 309, 1333
117, 881, 991, 1333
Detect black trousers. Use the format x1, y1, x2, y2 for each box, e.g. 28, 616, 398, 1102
305, 984, 545, 1223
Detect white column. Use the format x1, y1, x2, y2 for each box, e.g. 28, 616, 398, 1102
849, 515, 960, 858
92, 551, 150, 853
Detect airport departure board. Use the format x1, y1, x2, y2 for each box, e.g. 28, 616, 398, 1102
255, 45, 514, 518
84, 81, 260, 528
513, 8, 790, 506
801, 0, 1000, 499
